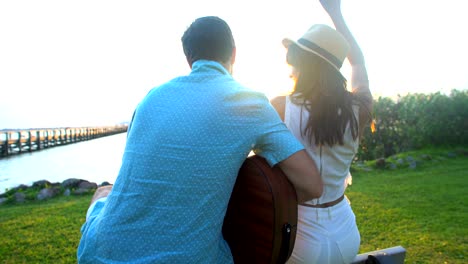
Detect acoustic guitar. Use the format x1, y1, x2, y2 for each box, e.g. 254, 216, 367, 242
222, 155, 298, 264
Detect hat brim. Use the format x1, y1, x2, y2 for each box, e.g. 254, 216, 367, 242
282, 37, 342, 73
282, 38, 295, 49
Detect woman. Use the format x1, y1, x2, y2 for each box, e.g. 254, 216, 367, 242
271, 0, 373, 263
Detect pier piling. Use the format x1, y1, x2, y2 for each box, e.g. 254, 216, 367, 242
0, 125, 128, 158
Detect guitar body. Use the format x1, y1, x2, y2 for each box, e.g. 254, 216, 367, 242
223, 155, 298, 264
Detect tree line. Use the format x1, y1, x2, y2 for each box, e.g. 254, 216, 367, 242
357, 89, 468, 161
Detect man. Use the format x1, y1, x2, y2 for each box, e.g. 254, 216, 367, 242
77, 16, 322, 263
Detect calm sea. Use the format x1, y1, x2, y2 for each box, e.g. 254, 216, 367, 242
0, 133, 127, 193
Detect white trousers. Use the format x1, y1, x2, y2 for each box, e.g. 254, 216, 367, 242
287, 197, 360, 264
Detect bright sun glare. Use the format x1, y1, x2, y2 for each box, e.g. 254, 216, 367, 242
0, 0, 467, 129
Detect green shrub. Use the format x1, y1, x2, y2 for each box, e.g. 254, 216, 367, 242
357, 89, 468, 161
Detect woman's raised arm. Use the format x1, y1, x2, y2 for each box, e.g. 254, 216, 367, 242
320, 0, 373, 124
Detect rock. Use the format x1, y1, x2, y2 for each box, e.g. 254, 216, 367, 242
409, 161, 417, 169
50, 182, 61, 188
354, 161, 365, 167
0, 197, 8, 205
447, 152, 457, 158
376, 158, 386, 168
62, 178, 83, 189
73, 188, 93, 195
33, 180, 52, 189
406, 156, 415, 162
14, 192, 26, 203
37, 187, 61, 200
78, 181, 98, 190
420, 154, 432, 160
10, 184, 29, 193
389, 163, 397, 170
63, 189, 71, 196
100, 181, 112, 187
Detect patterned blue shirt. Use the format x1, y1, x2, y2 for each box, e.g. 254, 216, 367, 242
78, 60, 304, 263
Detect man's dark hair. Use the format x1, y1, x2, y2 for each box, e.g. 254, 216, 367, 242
182, 16, 235, 66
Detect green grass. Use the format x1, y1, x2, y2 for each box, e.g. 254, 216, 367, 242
0, 194, 92, 263
0, 148, 466, 263
347, 148, 467, 263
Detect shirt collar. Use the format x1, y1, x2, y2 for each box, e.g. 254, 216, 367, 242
191, 60, 231, 76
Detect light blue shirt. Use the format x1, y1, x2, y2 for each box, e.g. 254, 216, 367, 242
78, 60, 304, 263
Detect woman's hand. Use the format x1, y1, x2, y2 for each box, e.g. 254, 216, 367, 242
319, 0, 372, 128
319, 0, 342, 18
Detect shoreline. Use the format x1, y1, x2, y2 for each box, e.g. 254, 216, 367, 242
0, 178, 110, 205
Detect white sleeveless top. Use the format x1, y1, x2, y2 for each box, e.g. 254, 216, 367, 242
284, 96, 359, 205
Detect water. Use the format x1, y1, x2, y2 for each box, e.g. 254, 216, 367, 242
0, 133, 127, 193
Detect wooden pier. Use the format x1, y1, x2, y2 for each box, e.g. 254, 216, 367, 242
0, 125, 128, 158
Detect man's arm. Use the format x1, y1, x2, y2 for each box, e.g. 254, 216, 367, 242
278, 150, 323, 203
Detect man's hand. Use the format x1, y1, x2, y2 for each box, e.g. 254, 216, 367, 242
90, 185, 113, 206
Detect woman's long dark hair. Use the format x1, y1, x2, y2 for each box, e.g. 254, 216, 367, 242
287, 43, 359, 146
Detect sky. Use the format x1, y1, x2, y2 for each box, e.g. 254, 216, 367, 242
1, 0, 467, 129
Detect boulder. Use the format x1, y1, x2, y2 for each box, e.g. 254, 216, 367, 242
376, 158, 386, 168
37, 187, 61, 200
12, 184, 29, 191
0, 197, 8, 205
14, 192, 26, 203
420, 154, 432, 160
50, 182, 61, 188
62, 178, 83, 189
78, 181, 98, 190
408, 161, 417, 169
33, 180, 52, 189
100, 181, 112, 187
73, 188, 93, 195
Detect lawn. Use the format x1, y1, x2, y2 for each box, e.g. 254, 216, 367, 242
0, 148, 466, 263
0, 194, 92, 263
347, 148, 467, 264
